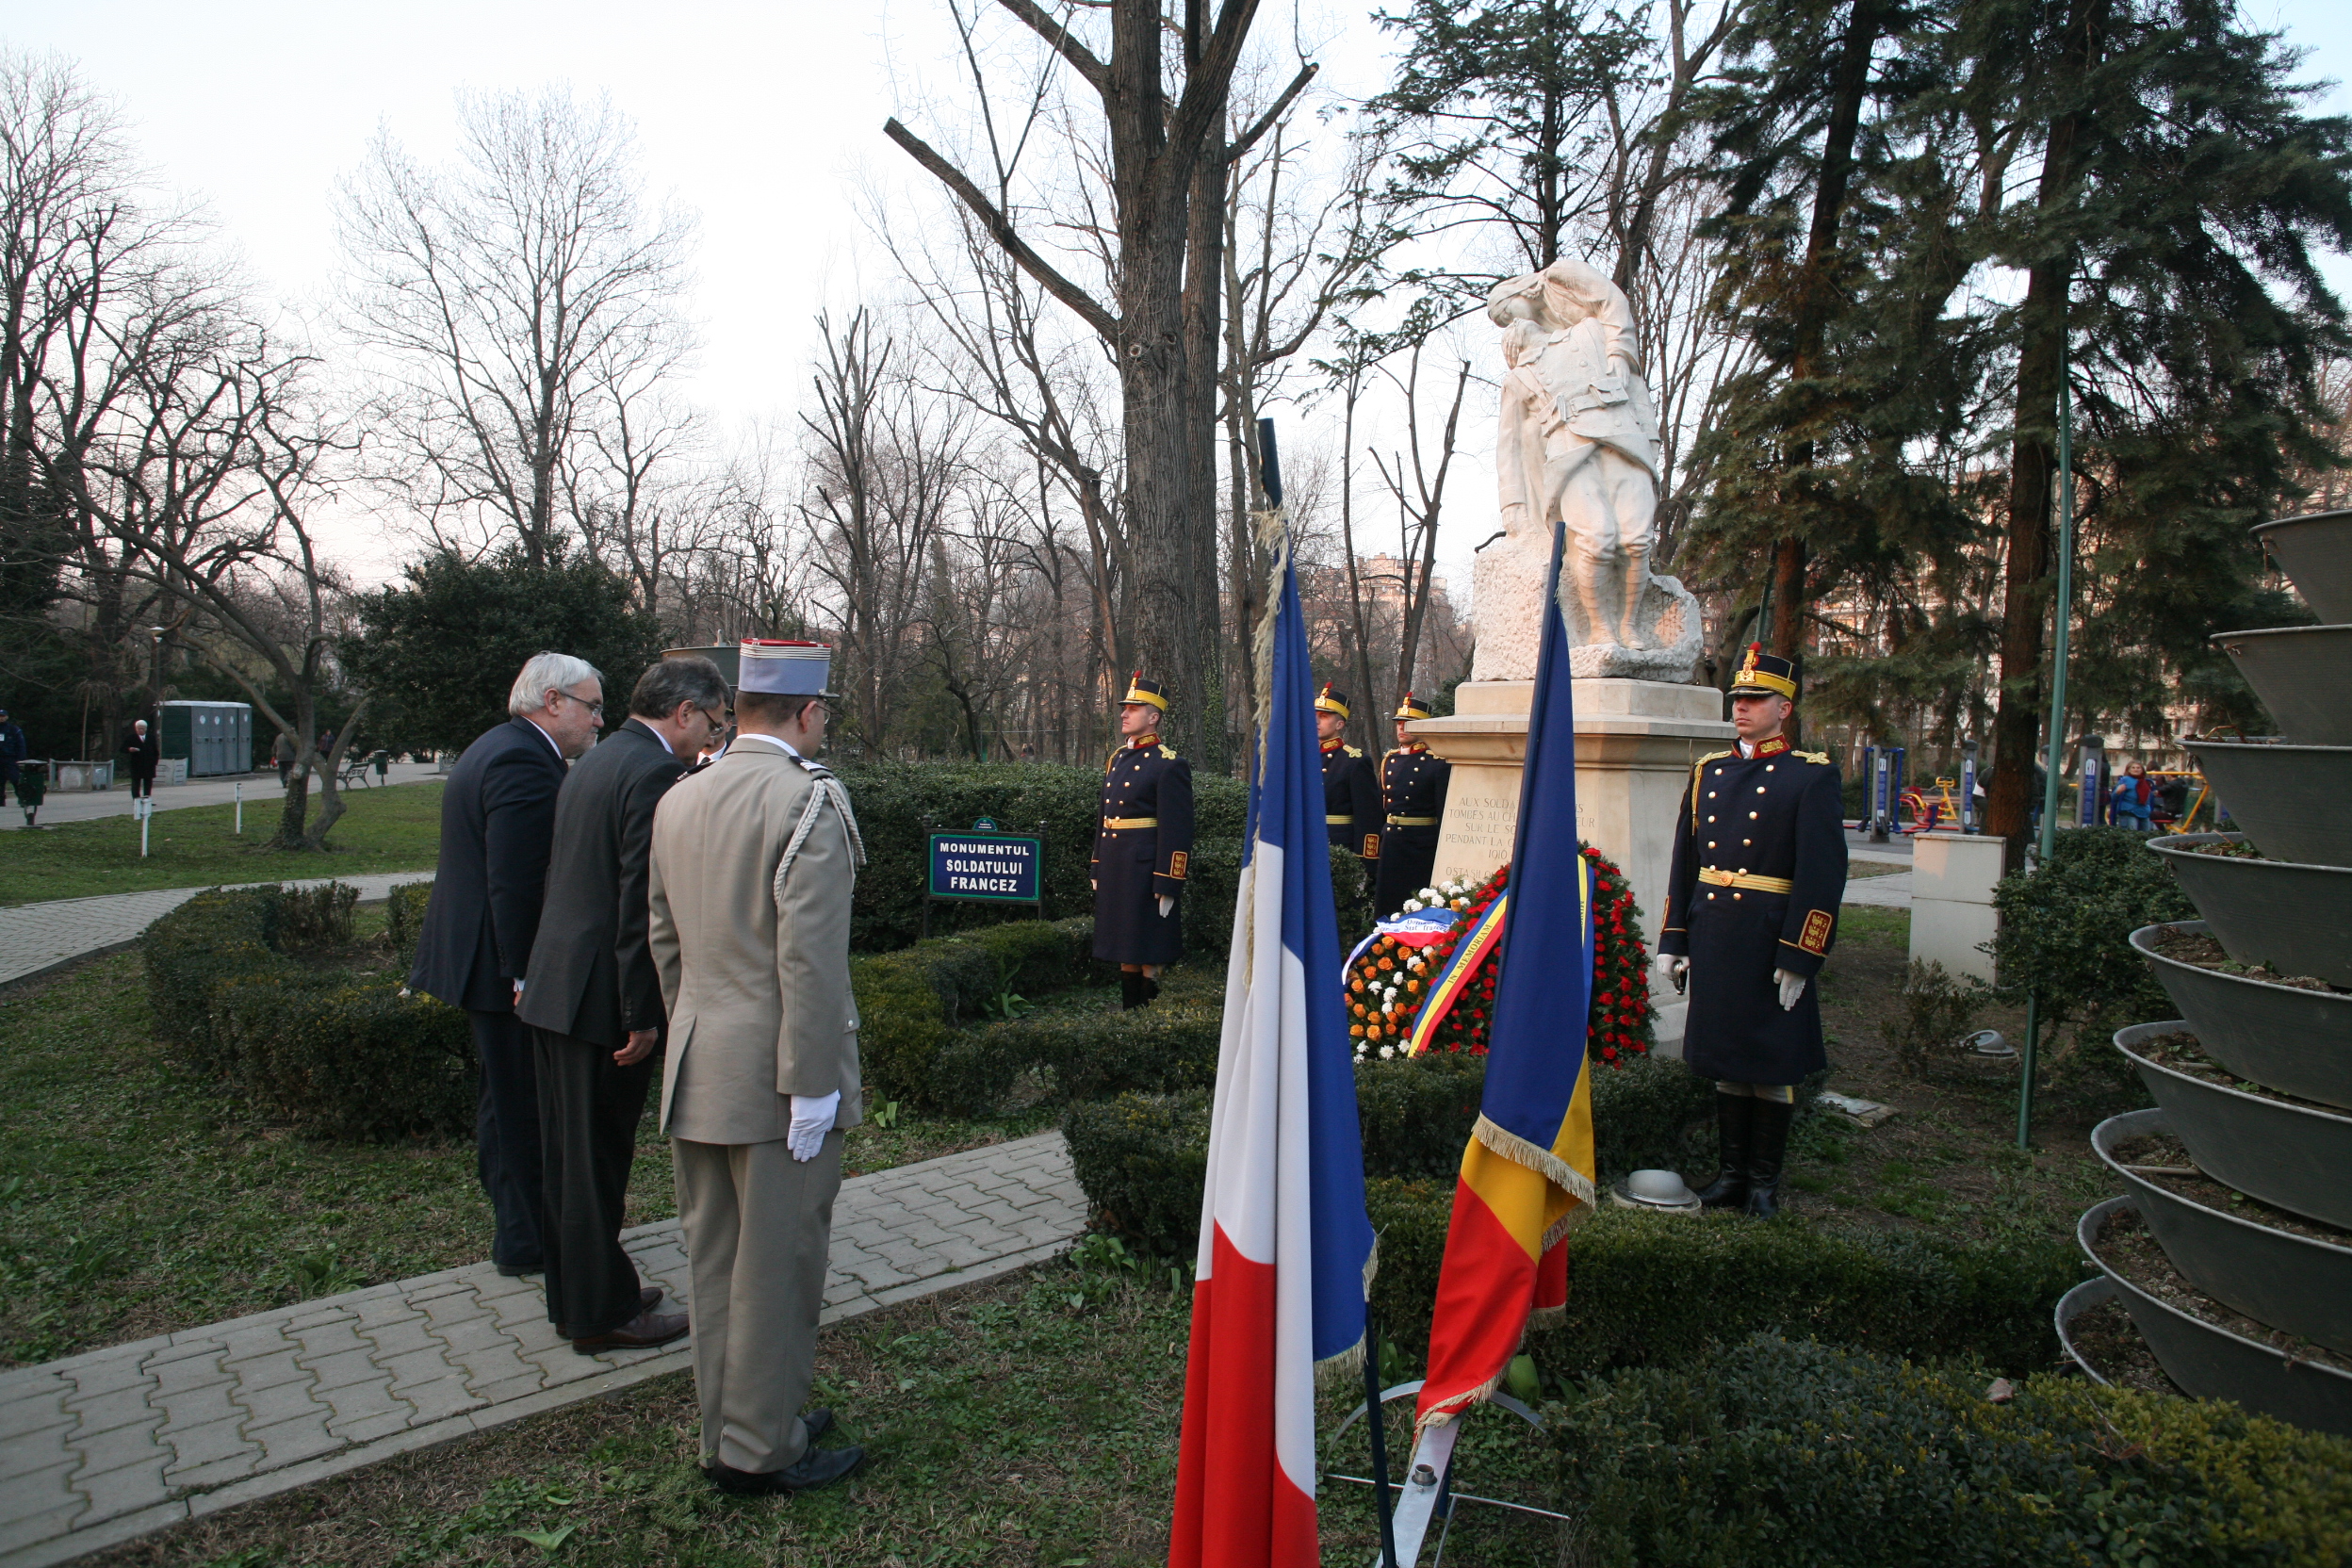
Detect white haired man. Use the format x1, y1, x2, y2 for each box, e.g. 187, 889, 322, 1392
410, 652, 604, 1276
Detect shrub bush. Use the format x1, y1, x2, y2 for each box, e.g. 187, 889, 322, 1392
1547, 1333, 2352, 1568
385, 880, 433, 972
214, 972, 475, 1140
143, 888, 287, 1075
943, 991, 1222, 1115
1354, 1054, 1486, 1180
832, 760, 1247, 952
1061, 1090, 1211, 1259
852, 917, 1097, 1109
1527, 1205, 2076, 1379
1991, 825, 2191, 1053
143, 885, 475, 1139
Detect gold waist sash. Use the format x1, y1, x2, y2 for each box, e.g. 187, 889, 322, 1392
1102, 816, 1158, 830
1386, 814, 1439, 827
1698, 868, 1793, 893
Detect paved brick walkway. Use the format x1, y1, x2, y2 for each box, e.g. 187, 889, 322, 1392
0, 874, 433, 991
0, 1132, 1085, 1568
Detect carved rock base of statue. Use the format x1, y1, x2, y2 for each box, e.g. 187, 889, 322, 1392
1470, 540, 1703, 684
1410, 678, 1734, 1057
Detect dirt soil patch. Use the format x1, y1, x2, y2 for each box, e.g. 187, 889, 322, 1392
2143, 925, 2345, 994
2128, 1030, 2350, 1115
2111, 1131, 2352, 1248
2090, 1207, 2351, 1375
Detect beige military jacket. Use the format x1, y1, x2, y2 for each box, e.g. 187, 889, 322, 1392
648, 740, 865, 1145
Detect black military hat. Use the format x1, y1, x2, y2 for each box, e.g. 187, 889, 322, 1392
1728, 644, 1799, 700
1121, 672, 1170, 711
1394, 691, 1432, 721
1315, 682, 1350, 719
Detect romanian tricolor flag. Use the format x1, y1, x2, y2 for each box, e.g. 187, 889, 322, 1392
1413, 520, 1598, 1432
1404, 893, 1508, 1057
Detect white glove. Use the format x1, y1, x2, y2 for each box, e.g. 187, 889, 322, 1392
1158, 894, 1175, 920
1655, 953, 1689, 993
787, 1090, 840, 1163
1775, 968, 1807, 1011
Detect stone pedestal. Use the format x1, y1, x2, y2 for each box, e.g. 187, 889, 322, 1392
1909, 832, 2006, 985
1410, 678, 1733, 965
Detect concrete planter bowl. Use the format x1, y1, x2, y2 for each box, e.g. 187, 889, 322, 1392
2130, 922, 2352, 1110
2079, 1196, 2352, 1438
2182, 740, 2352, 869
2252, 509, 2352, 623
2147, 834, 2352, 988
2115, 1022, 2352, 1230
2211, 625, 2352, 746
2091, 1108, 2352, 1356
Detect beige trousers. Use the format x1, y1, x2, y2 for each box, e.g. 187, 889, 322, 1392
672, 1131, 842, 1473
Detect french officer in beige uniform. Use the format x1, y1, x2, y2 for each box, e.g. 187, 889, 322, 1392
648, 638, 865, 1494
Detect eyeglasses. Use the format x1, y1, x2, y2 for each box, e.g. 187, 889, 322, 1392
555, 689, 605, 719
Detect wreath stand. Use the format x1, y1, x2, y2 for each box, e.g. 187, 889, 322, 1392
1325, 1378, 1569, 1567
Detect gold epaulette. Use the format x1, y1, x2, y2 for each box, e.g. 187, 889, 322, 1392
1344, 744, 1363, 758
1796, 749, 1833, 765
1158, 744, 1178, 760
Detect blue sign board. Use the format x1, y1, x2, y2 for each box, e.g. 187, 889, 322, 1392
928, 830, 1042, 903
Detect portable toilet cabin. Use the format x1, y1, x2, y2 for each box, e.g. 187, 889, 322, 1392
161, 700, 253, 777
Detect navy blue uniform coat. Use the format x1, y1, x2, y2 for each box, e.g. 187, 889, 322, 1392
1091, 737, 1193, 965
410, 717, 570, 1012
1321, 741, 1380, 865
1657, 739, 1847, 1085
1374, 743, 1451, 917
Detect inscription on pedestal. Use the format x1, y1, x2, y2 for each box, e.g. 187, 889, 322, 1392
1431, 767, 1522, 889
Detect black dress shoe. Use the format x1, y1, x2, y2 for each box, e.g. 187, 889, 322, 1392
640, 1285, 662, 1311
703, 1445, 864, 1494
495, 1262, 545, 1278
569, 1309, 689, 1355
800, 1407, 834, 1443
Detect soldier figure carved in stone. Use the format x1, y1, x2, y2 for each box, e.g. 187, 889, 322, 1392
1374, 693, 1451, 919
1654, 647, 1847, 1218
1091, 674, 1194, 1009
1315, 683, 1380, 878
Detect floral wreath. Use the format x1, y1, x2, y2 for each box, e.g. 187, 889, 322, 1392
1345, 846, 1654, 1067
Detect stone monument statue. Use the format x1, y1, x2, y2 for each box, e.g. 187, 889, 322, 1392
1472, 256, 1701, 683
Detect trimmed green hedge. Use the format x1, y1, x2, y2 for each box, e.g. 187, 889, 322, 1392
833, 761, 1247, 951
143, 885, 474, 1140
944, 989, 1222, 1115
1060, 1091, 1212, 1259
853, 917, 1098, 1109
1548, 1333, 2352, 1568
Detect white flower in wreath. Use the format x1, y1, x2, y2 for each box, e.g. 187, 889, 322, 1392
1400, 898, 1423, 913
1418, 886, 1441, 902
1379, 1044, 1396, 1059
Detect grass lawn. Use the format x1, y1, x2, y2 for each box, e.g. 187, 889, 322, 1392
0, 916, 1045, 1368
79, 1249, 1565, 1568
0, 781, 447, 905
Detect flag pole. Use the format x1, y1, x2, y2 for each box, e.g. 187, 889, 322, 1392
1361, 1310, 1399, 1568
2018, 317, 2075, 1151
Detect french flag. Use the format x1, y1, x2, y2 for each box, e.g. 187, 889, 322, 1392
1169, 537, 1378, 1567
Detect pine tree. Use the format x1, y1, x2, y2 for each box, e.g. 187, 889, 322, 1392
1972, 0, 2352, 862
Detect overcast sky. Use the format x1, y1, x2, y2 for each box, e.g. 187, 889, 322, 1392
7, 0, 2349, 595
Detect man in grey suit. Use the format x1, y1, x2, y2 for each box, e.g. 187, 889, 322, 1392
519, 656, 730, 1354
649, 638, 865, 1494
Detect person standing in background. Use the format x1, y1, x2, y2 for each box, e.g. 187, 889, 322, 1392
519, 656, 729, 1355
1315, 684, 1380, 882
650, 639, 864, 1494
122, 719, 158, 802
1090, 674, 1193, 1010
1374, 694, 1451, 917
2112, 760, 2154, 830
0, 707, 24, 806
271, 728, 297, 787
409, 652, 603, 1277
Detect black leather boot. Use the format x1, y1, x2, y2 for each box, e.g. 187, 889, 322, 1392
1120, 972, 1145, 1010
1694, 1092, 1753, 1209
1743, 1098, 1796, 1218
1142, 974, 1161, 1004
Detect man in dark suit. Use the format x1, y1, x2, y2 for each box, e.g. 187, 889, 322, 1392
410, 652, 605, 1275
518, 656, 729, 1353
122, 718, 159, 807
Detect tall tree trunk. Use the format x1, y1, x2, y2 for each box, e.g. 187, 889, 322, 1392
1767, 0, 1884, 743
1985, 0, 2101, 872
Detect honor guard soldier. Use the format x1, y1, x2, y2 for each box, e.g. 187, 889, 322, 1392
1654, 646, 1847, 1218
1092, 673, 1194, 1009
1316, 684, 1380, 874
1373, 692, 1451, 918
